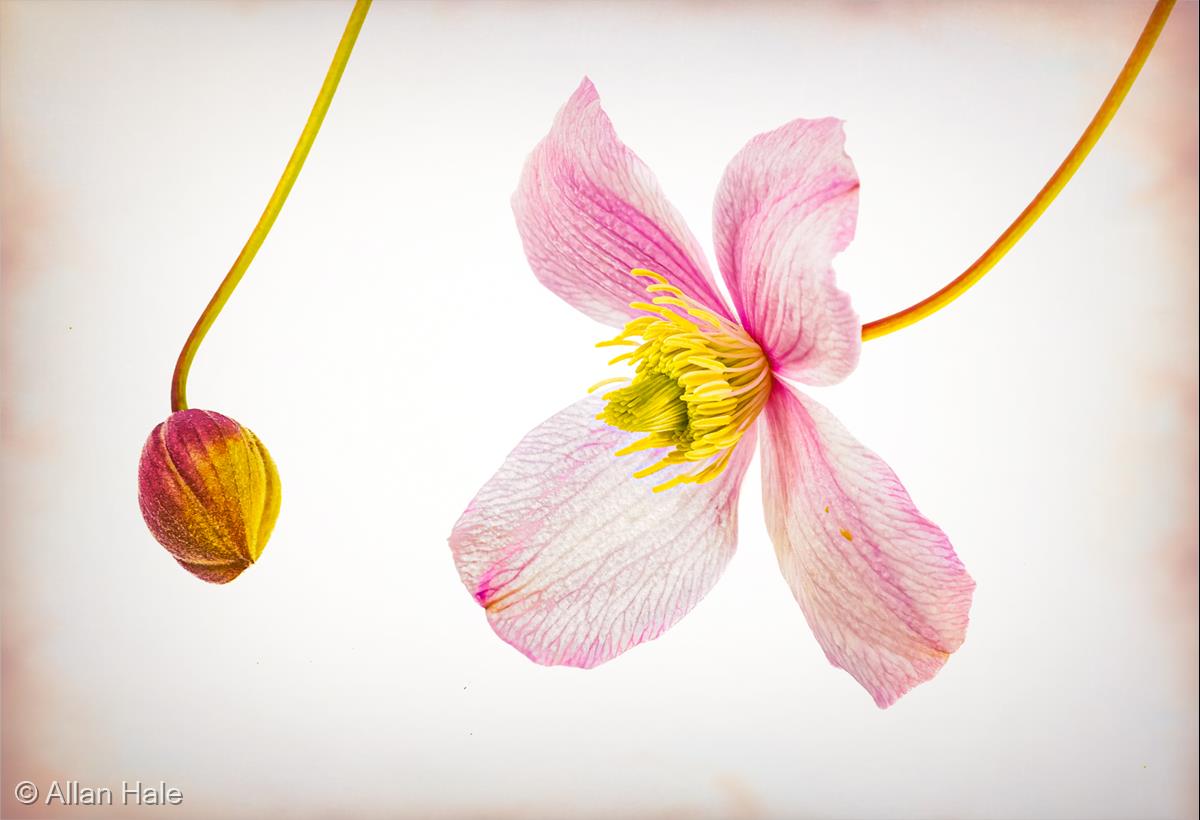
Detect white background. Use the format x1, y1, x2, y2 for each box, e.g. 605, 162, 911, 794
2, 1, 1197, 818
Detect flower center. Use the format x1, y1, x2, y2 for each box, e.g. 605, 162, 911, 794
591, 269, 772, 492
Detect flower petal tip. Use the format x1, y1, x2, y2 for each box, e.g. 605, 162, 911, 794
574, 75, 597, 97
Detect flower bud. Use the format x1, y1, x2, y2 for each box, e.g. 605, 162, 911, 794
137, 409, 281, 583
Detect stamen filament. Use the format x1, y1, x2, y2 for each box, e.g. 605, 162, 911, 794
596, 269, 772, 490
588, 376, 631, 393
170, 0, 372, 411
861, 0, 1175, 342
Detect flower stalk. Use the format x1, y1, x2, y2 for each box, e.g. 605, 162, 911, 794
861, 0, 1176, 342
170, 0, 372, 411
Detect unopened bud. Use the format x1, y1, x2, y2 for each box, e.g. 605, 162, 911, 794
137, 409, 280, 583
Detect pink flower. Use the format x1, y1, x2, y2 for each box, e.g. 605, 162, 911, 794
449, 79, 974, 708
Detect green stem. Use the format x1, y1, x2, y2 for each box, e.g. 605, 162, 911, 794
861, 0, 1174, 342
171, 0, 372, 412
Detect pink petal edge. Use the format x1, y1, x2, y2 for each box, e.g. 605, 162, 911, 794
513, 78, 733, 327
713, 118, 861, 386
760, 382, 974, 707
450, 395, 755, 668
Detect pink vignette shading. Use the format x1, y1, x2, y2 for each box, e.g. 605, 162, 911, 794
450, 78, 974, 707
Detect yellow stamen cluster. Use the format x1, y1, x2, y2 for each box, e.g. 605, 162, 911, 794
590, 269, 772, 492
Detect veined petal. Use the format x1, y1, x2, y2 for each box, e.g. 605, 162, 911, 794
449, 395, 754, 668
760, 383, 974, 708
714, 118, 861, 386
513, 78, 733, 327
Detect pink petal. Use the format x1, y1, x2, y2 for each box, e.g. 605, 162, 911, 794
760, 382, 974, 707
450, 396, 754, 668
713, 119, 861, 386
513, 78, 733, 327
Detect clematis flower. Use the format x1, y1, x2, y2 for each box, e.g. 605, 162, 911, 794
450, 79, 974, 707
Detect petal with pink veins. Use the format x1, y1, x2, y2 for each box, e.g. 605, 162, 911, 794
450, 396, 754, 668
513, 78, 733, 327
760, 382, 974, 707
714, 119, 861, 386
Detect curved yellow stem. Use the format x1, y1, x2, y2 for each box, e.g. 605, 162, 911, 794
862, 0, 1175, 342
171, 0, 372, 411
